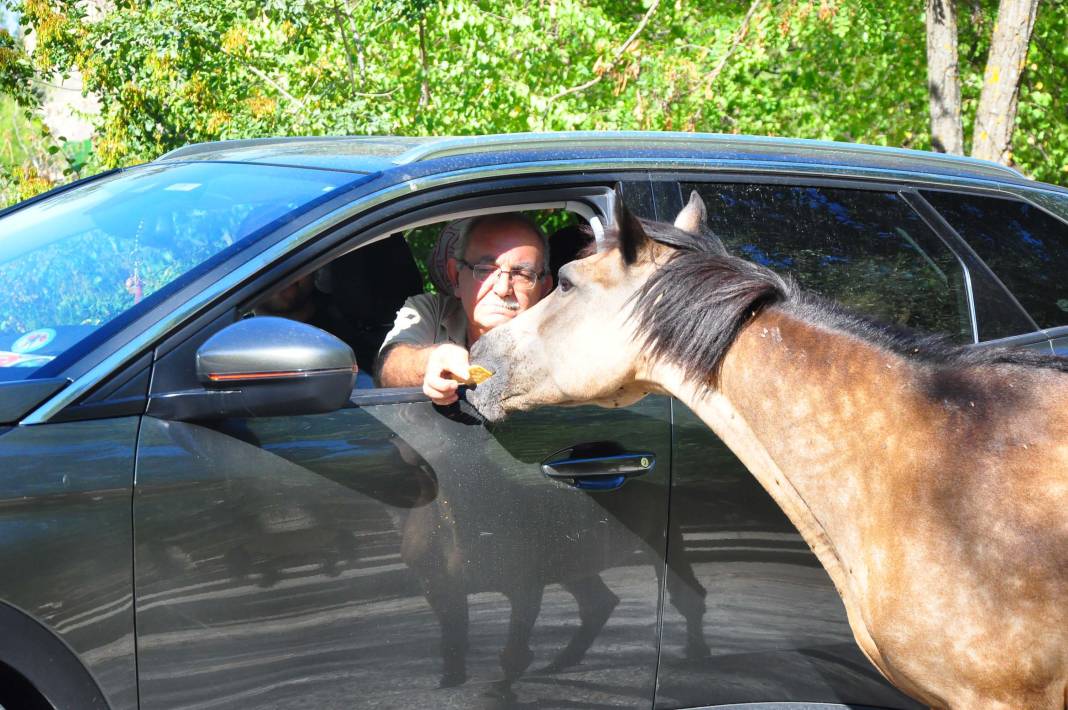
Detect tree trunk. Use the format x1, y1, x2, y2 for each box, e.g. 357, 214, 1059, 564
418, 18, 431, 109
971, 0, 1040, 164
925, 0, 964, 154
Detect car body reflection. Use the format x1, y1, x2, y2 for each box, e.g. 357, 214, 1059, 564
132, 396, 687, 708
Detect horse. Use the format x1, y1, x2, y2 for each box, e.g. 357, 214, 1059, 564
467, 192, 1068, 710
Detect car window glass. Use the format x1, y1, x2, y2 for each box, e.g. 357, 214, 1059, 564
680, 183, 971, 341
0, 162, 359, 382
921, 190, 1068, 330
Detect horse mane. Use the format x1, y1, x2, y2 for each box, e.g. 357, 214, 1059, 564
604, 217, 1068, 388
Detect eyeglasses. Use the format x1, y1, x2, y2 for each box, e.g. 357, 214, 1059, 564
457, 260, 543, 291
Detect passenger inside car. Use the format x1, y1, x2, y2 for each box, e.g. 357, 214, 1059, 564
248, 209, 587, 395
377, 210, 591, 405
377, 212, 554, 405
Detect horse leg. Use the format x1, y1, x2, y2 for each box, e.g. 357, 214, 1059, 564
543, 573, 619, 671
662, 521, 710, 658
401, 505, 469, 688
500, 583, 544, 679
418, 571, 470, 687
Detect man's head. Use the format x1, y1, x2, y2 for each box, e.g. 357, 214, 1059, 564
447, 213, 552, 344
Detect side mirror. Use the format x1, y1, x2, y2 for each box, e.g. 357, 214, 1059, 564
151, 317, 357, 421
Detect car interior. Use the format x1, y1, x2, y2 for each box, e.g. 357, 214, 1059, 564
244, 206, 595, 388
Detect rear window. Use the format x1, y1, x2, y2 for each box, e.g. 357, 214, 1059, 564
681, 183, 972, 341
922, 190, 1068, 330
0, 162, 362, 381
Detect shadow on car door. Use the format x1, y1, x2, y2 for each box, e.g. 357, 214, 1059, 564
133, 394, 672, 709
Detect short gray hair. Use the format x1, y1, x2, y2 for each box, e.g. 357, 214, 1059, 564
453, 213, 550, 273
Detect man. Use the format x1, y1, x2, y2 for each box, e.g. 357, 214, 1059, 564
377, 213, 553, 405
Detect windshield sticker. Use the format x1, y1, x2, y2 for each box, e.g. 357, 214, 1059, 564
11, 328, 56, 354
0, 351, 55, 367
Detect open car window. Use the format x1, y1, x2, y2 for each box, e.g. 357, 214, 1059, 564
245, 208, 589, 390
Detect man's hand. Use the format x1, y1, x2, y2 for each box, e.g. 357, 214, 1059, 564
423, 343, 470, 406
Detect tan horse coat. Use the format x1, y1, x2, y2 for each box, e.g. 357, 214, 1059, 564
469, 200, 1068, 709
660, 308, 1068, 709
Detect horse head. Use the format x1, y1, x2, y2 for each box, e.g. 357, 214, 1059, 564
469, 191, 780, 421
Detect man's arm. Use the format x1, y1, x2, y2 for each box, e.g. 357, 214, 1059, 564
376, 343, 432, 387
377, 342, 470, 405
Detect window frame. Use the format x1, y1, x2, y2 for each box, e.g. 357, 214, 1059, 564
251, 195, 615, 404
658, 176, 981, 343
914, 186, 1068, 337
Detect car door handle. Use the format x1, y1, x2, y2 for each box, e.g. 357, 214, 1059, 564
541, 441, 656, 491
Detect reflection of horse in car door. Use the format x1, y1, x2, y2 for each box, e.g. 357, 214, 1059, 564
368, 401, 710, 688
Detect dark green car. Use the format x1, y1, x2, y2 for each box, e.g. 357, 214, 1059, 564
2, 133, 1066, 710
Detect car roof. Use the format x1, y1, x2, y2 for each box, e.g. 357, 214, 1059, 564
156, 131, 1034, 185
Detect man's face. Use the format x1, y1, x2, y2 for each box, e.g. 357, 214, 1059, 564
452, 220, 551, 343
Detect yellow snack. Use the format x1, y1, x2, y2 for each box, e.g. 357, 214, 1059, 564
465, 365, 494, 385
450, 365, 494, 386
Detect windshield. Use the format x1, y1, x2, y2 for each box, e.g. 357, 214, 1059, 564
0, 161, 363, 381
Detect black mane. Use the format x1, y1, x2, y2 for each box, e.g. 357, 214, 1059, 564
608, 217, 1068, 387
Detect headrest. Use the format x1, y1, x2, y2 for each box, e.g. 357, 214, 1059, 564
549, 224, 593, 282
428, 219, 468, 296
328, 234, 423, 324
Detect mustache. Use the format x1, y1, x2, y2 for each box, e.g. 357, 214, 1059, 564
500, 296, 520, 311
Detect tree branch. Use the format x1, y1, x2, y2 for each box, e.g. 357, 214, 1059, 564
926, 0, 964, 154
705, 0, 765, 89
246, 64, 305, 111
333, 0, 359, 92
418, 16, 431, 109
545, 0, 661, 104
971, 0, 1040, 164
350, 87, 401, 98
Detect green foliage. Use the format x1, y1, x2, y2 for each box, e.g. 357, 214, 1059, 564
0, 24, 34, 106
0, 0, 1065, 189
0, 94, 66, 203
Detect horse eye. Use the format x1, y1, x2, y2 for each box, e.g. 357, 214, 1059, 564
559, 276, 574, 293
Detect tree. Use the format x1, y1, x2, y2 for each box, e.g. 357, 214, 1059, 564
0, 0, 1065, 202
926, 0, 964, 154
970, 0, 1041, 163
926, 0, 1044, 165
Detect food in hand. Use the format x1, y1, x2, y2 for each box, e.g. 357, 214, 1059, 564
449, 365, 494, 386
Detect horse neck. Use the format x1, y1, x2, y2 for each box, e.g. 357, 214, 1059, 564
652, 306, 933, 590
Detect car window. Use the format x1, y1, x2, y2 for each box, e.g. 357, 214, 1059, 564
680, 183, 972, 341
247, 209, 588, 388
0, 162, 360, 382
921, 190, 1068, 330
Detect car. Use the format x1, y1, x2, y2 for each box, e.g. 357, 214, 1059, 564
1, 131, 1067, 710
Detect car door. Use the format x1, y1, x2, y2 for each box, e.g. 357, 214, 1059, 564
647, 178, 996, 709
132, 181, 672, 709
0, 160, 367, 710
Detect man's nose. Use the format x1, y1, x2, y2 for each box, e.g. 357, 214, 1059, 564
492, 269, 514, 296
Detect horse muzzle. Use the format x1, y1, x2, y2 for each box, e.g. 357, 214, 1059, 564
466, 336, 513, 422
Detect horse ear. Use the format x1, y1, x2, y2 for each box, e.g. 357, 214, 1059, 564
674, 190, 707, 234
612, 189, 648, 265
